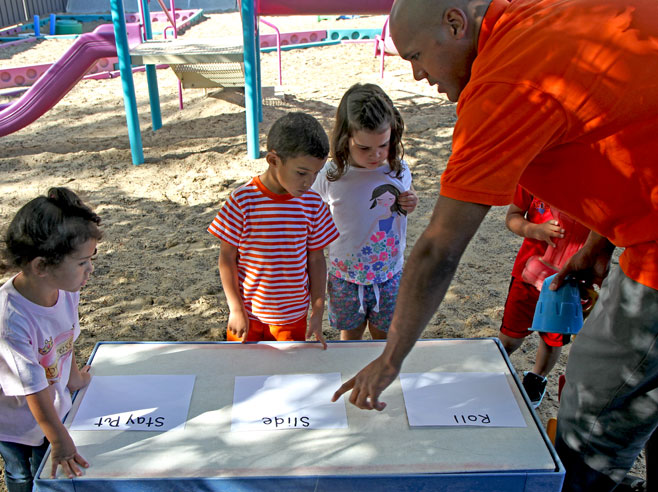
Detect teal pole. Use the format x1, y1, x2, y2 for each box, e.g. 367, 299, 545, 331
255, 27, 262, 123
241, 0, 260, 158
140, 0, 162, 131
110, 0, 144, 165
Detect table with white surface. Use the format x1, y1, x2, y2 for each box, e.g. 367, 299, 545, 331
35, 339, 564, 491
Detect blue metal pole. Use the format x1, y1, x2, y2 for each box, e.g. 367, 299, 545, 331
256, 26, 262, 123
241, 0, 260, 158
140, 0, 162, 131
33, 15, 40, 37
110, 0, 144, 165
49, 14, 56, 35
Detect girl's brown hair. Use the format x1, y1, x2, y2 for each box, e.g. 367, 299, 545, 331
329, 83, 404, 181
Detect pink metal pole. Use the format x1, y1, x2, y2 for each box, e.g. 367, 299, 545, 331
171, 0, 183, 110
258, 18, 282, 85
256, 0, 394, 16
379, 17, 388, 78
137, 0, 146, 40
154, 0, 178, 32
159, 0, 184, 109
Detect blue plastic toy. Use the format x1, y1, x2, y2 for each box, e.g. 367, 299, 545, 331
531, 274, 583, 335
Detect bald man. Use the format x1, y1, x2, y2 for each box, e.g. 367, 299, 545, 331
332, 0, 658, 490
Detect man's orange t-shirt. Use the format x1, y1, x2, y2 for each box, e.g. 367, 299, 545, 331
440, 0, 658, 289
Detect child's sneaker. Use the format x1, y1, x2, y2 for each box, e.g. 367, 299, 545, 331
616, 475, 646, 492
522, 371, 547, 408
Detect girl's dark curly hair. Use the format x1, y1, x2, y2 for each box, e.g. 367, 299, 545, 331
329, 83, 405, 181
2, 187, 102, 271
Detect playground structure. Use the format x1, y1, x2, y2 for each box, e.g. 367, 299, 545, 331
0, 10, 200, 40
0, 10, 384, 138
242, 0, 393, 159
107, 0, 394, 164
0, 10, 203, 91
1, 0, 395, 163
374, 16, 397, 78
0, 23, 143, 135
0, 2, 206, 136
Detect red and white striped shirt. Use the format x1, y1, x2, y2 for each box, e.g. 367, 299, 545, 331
208, 176, 339, 324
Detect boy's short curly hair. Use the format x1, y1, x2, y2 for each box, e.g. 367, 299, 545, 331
266, 112, 329, 162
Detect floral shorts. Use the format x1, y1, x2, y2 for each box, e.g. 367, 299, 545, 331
327, 271, 402, 332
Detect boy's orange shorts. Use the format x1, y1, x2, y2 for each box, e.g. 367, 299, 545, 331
226, 315, 307, 342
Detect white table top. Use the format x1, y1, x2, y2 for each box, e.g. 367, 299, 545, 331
41, 339, 557, 480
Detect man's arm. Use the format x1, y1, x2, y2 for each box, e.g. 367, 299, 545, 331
307, 248, 328, 349
333, 195, 490, 409
218, 240, 249, 340
549, 230, 615, 291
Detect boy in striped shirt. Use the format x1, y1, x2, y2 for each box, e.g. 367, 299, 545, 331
208, 112, 339, 348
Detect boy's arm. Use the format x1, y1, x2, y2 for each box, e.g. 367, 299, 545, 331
26, 387, 88, 478
67, 352, 91, 393
506, 203, 564, 247
218, 240, 249, 340
307, 248, 328, 350
399, 184, 418, 214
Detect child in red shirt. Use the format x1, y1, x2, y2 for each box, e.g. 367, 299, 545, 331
499, 185, 589, 408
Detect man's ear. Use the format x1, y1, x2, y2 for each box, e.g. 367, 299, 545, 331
444, 7, 467, 39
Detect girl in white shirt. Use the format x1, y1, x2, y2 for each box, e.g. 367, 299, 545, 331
0, 187, 101, 489
313, 83, 417, 340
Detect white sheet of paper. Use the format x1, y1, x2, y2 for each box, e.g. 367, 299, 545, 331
70, 375, 196, 431
231, 373, 348, 431
399, 372, 526, 428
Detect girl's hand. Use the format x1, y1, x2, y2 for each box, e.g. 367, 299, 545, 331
25, 387, 89, 478
399, 189, 418, 214
49, 433, 89, 478
529, 220, 564, 247
67, 365, 91, 393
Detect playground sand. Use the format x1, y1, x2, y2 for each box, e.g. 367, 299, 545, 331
0, 11, 643, 487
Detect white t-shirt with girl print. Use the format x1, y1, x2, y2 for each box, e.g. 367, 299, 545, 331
313, 160, 412, 286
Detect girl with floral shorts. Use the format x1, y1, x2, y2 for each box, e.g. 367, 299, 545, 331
312, 83, 417, 340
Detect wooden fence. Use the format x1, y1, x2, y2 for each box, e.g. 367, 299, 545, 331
0, 0, 66, 29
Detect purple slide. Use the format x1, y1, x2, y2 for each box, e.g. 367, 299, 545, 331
0, 24, 119, 137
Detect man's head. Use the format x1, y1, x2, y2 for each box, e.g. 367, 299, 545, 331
390, 0, 483, 102
263, 112, 329, 197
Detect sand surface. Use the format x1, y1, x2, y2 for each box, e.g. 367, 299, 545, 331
0, 11, 644, 488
